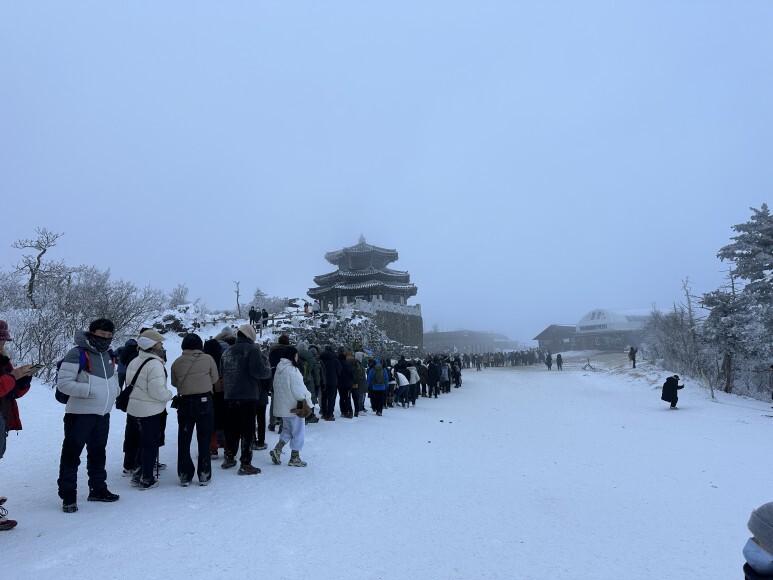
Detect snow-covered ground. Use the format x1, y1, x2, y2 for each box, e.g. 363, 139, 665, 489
2, 340, 768, 579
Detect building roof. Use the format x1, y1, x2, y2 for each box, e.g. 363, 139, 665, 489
576, 308, 651, 333
308, 280, 418, 299
313, 267, 410, 286
324, 236, 398, 267
532, 324, 577, 341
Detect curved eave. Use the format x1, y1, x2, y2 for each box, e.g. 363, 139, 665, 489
313, 267, 410, 285
308, 281, 417, 298
325, 243, 399, 266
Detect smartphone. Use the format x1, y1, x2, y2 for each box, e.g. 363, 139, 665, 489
29, 364, 44, 375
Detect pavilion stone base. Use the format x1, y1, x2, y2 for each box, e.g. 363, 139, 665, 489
373, 310, 424, 350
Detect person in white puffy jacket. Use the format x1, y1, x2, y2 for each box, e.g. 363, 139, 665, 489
126, 329, 173, 489
269, 346, 313, 467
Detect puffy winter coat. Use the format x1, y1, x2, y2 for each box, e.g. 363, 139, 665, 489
221, 336, 270, 401
298, 348, 321, 393
661, 376, 683, 403
56, 331, 119, 416
320, 348, 341, 389
272, 359, 313, 419
366, 366, 388, 391
338, 355, 354, 389
427, 361, 440, 386
407, 365, 420, 385
126, 350, 173, 417
171, 350, 219, 396
0, 356, 31, 431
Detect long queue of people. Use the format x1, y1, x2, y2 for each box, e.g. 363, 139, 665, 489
0, 317, 464, 525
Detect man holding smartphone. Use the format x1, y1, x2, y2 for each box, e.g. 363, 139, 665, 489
0, 320, 34, 531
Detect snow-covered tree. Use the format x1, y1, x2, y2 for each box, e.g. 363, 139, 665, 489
168, 283, 190, 308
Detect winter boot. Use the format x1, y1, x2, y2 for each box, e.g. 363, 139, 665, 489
0, 505, 18, 530
288, 451, 307, 467
138, 478, 159, 490
221, 455, 237, 469
87, 488, 120, 502
237, 463, 261, 475
270, 440, 286, 465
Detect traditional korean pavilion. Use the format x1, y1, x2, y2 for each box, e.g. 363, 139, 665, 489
308, 236, 418, 309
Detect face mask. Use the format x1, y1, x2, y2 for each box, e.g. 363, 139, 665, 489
152, 347, 167, 362
744, 538, 773, 574
89, 334, 113, 353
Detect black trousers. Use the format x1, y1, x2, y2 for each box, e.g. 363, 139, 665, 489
123, 413, 141, 470
177, 394, 214, 483
224, 400, 256, 464
321, 385, 338, 418
57, 413, 110, 502
371, 390, 385, 413
338, 386, 352, 416
256, 403, 267, 445
135, 412, 163, 483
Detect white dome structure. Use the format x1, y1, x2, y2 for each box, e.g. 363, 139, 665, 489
575, 308, 650, 350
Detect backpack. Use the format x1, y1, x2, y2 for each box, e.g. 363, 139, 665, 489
54, 347, 92, 404
54, 347, 116, 404
440, 365, 450, 381
372, 363, 385, 386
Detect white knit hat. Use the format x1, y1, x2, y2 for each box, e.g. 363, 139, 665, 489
238, 324, 257, 343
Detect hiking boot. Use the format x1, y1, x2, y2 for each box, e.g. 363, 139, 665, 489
288, 452, 307, 467
62, 502, 78, 513
130, 469, 142, 487
87, 488, 120, 502
138, 478, 159, 490
269, 448, 282, 465
237, 463, 261, 475
221, 456, 237, 469
251, 442, 267, 451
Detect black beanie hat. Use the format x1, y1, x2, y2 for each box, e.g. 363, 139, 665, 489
181, 333, 203, 351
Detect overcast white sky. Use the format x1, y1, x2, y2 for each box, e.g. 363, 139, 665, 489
2, 1, 771, 343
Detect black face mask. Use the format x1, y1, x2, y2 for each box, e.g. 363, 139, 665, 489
89, 334, 113, 353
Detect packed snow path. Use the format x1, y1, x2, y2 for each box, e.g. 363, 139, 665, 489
3, 351, 769, 579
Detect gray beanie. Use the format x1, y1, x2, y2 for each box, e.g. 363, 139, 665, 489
749, 503, 773, 550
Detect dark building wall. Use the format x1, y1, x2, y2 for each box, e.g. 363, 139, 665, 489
374, 311, 424, 349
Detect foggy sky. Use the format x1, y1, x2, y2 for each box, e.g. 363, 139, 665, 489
2, 2, 772, 343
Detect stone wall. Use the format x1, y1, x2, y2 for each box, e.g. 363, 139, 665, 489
374, 310, 424, 350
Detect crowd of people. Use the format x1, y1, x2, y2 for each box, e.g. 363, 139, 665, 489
0, 317, 466, 524
3, 317, 772, 575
